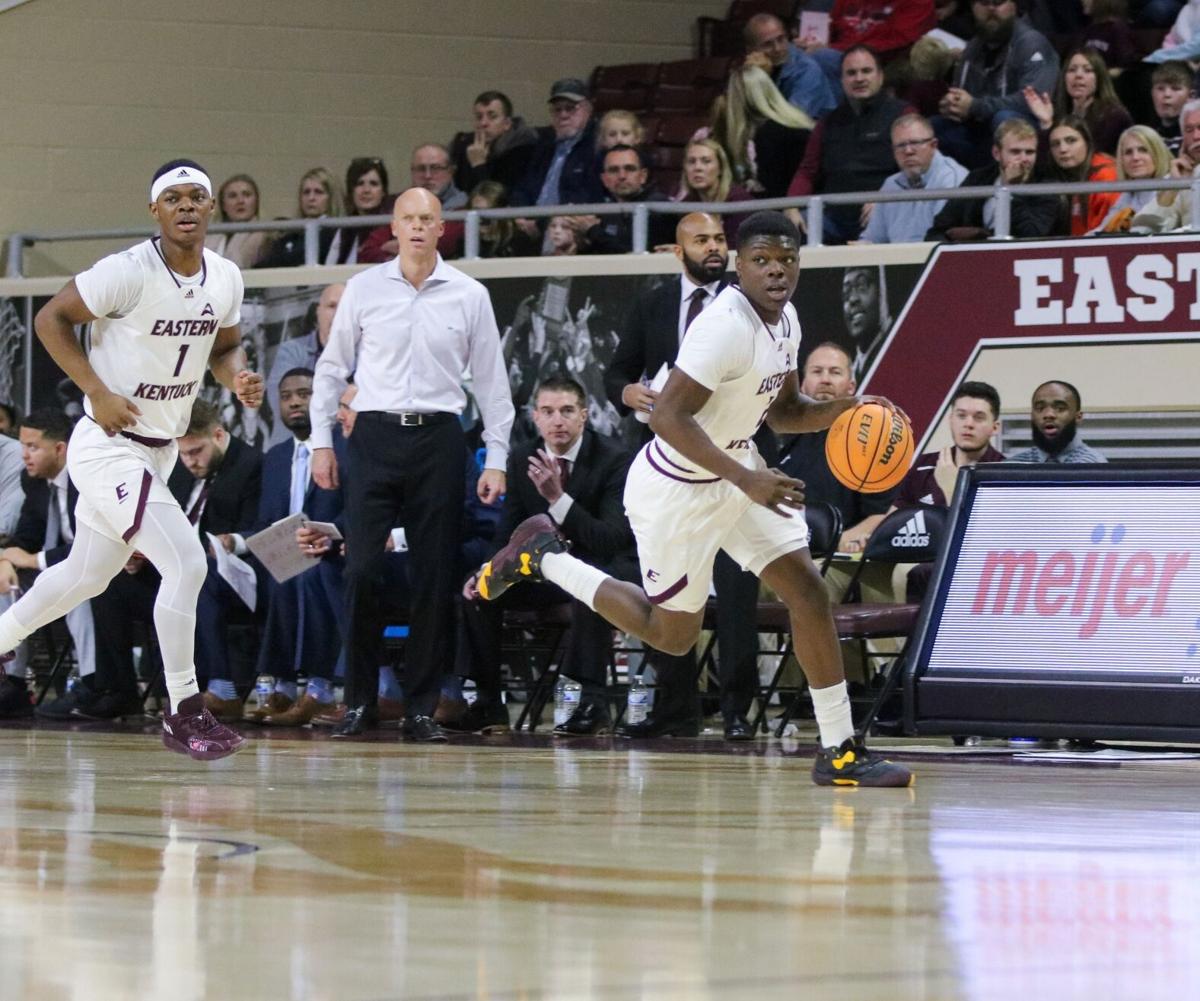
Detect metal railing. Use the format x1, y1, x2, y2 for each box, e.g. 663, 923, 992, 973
8, 176, 1200, 277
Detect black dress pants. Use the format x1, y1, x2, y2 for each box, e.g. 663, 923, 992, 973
343, 413, 465, 715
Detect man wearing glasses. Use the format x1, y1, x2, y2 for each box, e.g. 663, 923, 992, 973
410, 144, 468, 211
932, 0, 1058, 169
858, 114, 968, 244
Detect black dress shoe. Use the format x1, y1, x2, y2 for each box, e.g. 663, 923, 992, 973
615, 713, 701, 738
723, 715, 755, 741
73, 690, 145, 720
440, 701, 511, 734
331, 704, 378, 738
35, 680, 101, 720
553, 700, 611, 737
401, 714, 447, 742
0, 676, 33, 719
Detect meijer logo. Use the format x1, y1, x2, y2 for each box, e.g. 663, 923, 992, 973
971, 523, 1190, 639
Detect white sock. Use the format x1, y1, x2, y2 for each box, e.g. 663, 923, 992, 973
810, 681, 854, 749
540, 552, 609, 609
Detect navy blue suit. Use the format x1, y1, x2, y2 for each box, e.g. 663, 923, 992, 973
254, 434, 348, 682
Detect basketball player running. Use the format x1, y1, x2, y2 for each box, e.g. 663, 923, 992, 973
0, 159, 262, 760
481, 212, 912, 786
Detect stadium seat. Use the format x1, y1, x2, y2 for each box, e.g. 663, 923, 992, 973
591, 62, 659, 113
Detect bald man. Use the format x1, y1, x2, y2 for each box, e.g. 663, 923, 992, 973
310, 187, 515, 739
603, 212, 770, 742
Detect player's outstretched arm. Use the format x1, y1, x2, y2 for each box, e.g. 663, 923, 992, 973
34, 280, 141, 434
210, 324, 263, 409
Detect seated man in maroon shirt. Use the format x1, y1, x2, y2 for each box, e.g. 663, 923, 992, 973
860, 380, 1007, 600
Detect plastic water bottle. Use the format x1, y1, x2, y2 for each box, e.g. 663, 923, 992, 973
462, 680, 478, 707
627, 678, 650, 725
553, 677, 582, 726
255, 674, 275, 710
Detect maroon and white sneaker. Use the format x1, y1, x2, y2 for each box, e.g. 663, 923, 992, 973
162, 693, 245, 761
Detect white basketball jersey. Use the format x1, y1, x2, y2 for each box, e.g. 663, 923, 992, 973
75, 238, 243, 439
654, 285, 799, 480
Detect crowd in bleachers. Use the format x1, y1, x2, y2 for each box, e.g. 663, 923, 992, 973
141, 0, 1200, 267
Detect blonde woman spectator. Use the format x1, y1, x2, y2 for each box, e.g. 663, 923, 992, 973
1092, 125, 1172, 232
259, 166, 344, 269
598, 110, 647, 149
205, 173, 272, 269
674, 139, 754, 244
545, 215, 580, 255
710, 65, 813, 197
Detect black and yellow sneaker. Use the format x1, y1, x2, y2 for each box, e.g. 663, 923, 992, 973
812, 738, 914, 788
477, 514, 567, 601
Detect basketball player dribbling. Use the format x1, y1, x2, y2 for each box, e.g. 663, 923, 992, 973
0, 159, 263, 760
481, 212, 913, 786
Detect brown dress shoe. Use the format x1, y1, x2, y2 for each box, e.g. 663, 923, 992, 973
311, 703, 347, 727
263, 693, 336, 727
244, 691, 294, 724
433, 694, 468, 725
378, 696, 405, 722
202, 691, 245, 723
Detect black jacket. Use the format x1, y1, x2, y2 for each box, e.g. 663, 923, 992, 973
492, 428, 634, 566
11, 472, 78, 567
582, 187, 675, 254
512, 119, 605, 208
168, 434, 263, 537
449, 115, 540, 195
925, 163, 1059, 241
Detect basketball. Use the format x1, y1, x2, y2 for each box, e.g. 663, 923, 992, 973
825, 402, 914, 493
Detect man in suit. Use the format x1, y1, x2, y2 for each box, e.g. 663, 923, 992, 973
168, 399, 264, 720
0, 409, 97, 718
247, 367, 348, 726
604, 212, 766, 741
454, 376, 635, 735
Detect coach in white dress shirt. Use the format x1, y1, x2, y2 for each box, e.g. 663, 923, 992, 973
310, 187, 514, 739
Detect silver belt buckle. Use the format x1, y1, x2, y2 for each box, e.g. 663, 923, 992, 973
400, 412, 421, 427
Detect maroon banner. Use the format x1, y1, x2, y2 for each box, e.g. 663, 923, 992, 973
860, 234, 1200, 446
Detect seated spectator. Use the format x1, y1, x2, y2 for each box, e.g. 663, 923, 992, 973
360, 144, 465, 262
1134, 0, 1186, 28
1090, 124, 1171, 231
570, 145, 673, 254
786, 45, 914, 243
258, 167, 344, 269
798, 0, 937, 90
743, 12, 838, 119
205, 174, 272, 269
455, 376, 639, 736
0, 409, 97, 719
448, 90, 539, 195
544, 215, 580, 255
458, 181, 541, 258
933, 0, 1059, 169
327, 158, 389, 265
1075, 0, 1139, 71
710, 65, 815, 197
1008, 380, 1108, 462
926, 118, 1059, 240
0, 401, 18, 438
673, 139, 755, 244
1144, 60, 1190, 154
1044, 115, 1120, 234
597, 109, 648, 150
1133, 96, 1200, 230
512, 78, 605, 211
1023, 48, 1132, 154
901, 34, 958, 118
858, 113, 969, 243
265, 283, 344, 447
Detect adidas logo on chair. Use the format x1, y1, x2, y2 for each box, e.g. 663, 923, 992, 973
891, 509, 930, 548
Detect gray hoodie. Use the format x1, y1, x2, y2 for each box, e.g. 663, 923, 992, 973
956, 17, 1059, 124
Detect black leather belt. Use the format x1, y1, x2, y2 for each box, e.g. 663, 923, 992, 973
361, 410, 457, 427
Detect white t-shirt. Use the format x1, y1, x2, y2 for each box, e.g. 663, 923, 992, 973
75, 238, 243, 439
656, 284, 799, 479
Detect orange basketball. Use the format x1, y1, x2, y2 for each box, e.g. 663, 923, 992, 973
825, 402, 914, 493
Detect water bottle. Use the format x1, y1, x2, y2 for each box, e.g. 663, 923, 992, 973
255, 674, 275, 710
626, 678, 650, 725
553, 676, 567, 726
561, 679, 582, 724
462, 680, 478, 708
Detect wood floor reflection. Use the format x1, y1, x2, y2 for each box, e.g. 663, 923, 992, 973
0, 724, 1197, 1000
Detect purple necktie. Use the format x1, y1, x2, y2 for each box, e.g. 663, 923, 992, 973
684, 287, 707, 335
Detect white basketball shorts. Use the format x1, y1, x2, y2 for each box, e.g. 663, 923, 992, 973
623, 441, 810, 613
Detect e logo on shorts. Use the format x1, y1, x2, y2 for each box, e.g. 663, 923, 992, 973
116, 483, 129, 503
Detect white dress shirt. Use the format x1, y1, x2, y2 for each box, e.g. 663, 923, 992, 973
310, 254, 515, 469
544, 432, 584, 524
677, 274, 722, 343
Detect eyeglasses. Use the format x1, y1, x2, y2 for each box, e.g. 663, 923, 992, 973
892, 137, 935, 151
411, 163, 451, 174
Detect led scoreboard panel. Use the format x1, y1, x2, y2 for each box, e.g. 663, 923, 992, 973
905, 465, 1200, 742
